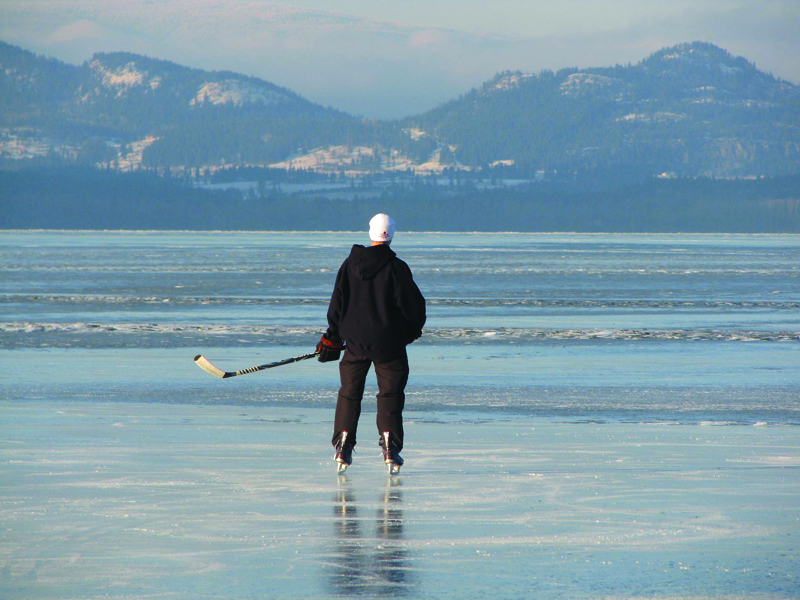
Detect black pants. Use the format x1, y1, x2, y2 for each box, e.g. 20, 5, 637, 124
332, 349, 409, 450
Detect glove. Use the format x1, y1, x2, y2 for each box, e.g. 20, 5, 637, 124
316, 331, 344, 362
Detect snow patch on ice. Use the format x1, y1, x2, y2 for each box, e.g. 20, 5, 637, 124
617, 112, 686, 123
729, 455, 800, 466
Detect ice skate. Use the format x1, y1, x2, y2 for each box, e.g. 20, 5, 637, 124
334, 431, 354, 473
380, 431, 404, 475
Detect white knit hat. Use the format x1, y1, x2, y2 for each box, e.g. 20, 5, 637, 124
369, 213, 395, 242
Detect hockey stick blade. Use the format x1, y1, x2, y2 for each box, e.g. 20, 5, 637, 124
194, 352, 320, 379
194, 354, 230, 378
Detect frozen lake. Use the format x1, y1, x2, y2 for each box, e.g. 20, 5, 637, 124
1, 230, 799, 598
2, 403, 798, 599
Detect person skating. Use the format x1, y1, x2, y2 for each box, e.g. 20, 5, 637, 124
316, 213, 426, 474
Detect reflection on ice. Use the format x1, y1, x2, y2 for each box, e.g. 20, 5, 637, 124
327, 478, 415, 597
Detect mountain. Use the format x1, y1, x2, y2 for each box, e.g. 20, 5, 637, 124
0, 40, 436, 170
1, 40, 799, 177
406, 42, 800, 177
0, 0, 499, 118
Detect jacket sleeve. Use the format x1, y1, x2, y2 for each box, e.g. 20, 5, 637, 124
393, 261, 426, 343
326, 262, 349, 337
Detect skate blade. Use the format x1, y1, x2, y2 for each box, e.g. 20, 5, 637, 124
387, 463, 401, 475
336, 462, 349, 474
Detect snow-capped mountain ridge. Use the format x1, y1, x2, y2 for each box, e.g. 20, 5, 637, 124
406, 42, 799, 176
83, 51, 305, 105
1, 40, 798, 178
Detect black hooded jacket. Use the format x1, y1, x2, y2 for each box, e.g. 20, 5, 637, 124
326, 244, 426, 362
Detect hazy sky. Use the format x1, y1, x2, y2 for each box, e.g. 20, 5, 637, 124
2, 0, 798, 118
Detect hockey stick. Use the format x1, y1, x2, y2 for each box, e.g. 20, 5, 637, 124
194, 351, 320, 379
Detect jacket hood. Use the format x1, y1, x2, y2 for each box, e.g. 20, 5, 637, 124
347, 244, 396, 280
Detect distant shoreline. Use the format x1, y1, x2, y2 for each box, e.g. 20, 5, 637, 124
3, 168, 799, 233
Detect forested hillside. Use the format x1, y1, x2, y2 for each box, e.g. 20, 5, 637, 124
405, 43, 800, 177
0, 41, 435, 169
2, 40, 798, 177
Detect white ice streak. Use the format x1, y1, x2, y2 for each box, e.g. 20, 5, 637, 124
3, 322, 798, 343
617, 112, 686, 123
0, 322, 318, 336
5, 295, 798, 310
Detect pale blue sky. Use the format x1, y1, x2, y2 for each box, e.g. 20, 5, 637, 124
276, 0, 721, 37
1, 0, 797, 117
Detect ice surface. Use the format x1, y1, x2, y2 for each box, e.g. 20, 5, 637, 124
2, 231, 799, 598
2, 402, 798, 599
